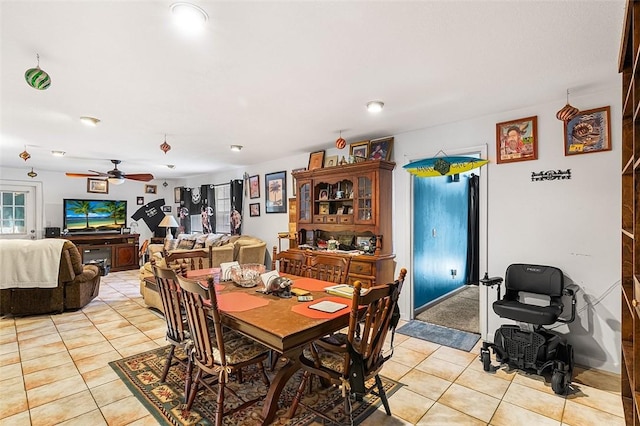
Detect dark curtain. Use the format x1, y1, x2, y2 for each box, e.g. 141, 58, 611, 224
200, 184, 215, 233
465, 173, 480, 285
230, 179, 243, 235
178, 188, 192, 234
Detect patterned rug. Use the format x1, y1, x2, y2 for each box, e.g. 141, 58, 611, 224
109, 345, 401, 425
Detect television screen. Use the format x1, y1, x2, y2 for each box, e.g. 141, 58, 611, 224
63, 199, 127, 233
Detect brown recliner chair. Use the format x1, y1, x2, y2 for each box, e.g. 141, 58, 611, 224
0, 240, 101, 316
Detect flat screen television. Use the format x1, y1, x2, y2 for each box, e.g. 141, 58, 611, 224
63, 199, 127, 234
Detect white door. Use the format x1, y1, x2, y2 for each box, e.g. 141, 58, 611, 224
0, 182, 41, 240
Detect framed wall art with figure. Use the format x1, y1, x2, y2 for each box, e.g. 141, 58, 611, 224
265, 171, 287, 213
496, 116, 538, 164
249, 175, 260, 199
564, 106, 611, 156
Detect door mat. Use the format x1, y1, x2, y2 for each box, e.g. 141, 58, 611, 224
109, 345, 402, 425
397, 320, 481, 352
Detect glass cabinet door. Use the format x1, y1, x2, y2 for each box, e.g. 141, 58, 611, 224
298, 180, 311, 223
355, 174, 375, 224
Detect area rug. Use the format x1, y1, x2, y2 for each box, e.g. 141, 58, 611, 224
109, 345, 401, 425
397, 320, 480, 352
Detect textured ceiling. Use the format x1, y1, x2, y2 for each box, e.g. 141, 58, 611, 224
0, 1, 626, 179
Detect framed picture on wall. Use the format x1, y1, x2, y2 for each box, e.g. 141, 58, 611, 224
249, 175, 260, 199
249, 203, 260, 217
564, 106, 611, 156
174, 187, 181, 203
265, 171, 287, 213
137, 196, 144, 205
87, 178, 108, 194
162, 206, 171, 213
496, 116, 538, 164
145, 184, 157, 194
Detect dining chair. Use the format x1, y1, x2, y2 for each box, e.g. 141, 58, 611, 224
176, 274, 270, 426
165, 248, 210, 272
152, 266, 193, 402
138, 239, 149, 265
288, 267, 407, 423
272, 246, 308, 276
308, 254, 350, 284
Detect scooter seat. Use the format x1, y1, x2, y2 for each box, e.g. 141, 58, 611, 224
493, 299, 562, 325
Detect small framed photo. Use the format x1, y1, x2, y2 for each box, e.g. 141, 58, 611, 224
137, 196, 144, 205
324, 155, 338, 168
350, 140, 370, 161
265, 171, 287, 213
368, 137, 394, 161
564, 106, 611, 156
249, 203, 260, 217
174, 187, 181, 203
145, 184, 157, 194
162, 205, 172, 213
318, 189, 329, 200
249, 175, 260, 199
87, 178, 108, 194
308, 150, 325, 171
496, 116, 538, 164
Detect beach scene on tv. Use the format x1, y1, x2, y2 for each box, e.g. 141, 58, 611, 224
64, 200, 127, 233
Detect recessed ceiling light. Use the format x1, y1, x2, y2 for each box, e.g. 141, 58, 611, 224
80, 116, 100, 126
51, 150, 65, 157
366, 101, 384, 113
230, 145, 243, 152
167, 164, 176, 169
170, 2, 208, 33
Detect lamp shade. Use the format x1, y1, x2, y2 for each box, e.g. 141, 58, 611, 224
159, 215, 179, 228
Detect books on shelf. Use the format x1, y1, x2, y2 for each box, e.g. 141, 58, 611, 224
324, 284, 368, 299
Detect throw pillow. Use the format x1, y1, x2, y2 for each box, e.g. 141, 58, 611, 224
164, 239, 179, 252
177, 239, 195, 250
193, 234, 208, 249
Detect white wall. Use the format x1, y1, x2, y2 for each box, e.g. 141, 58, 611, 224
2, 84, 621, 372
394, 84, 621, 373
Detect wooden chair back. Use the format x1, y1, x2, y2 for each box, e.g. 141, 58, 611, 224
273, 247, 307, 276
347, 267, 407, 373
176, 274, 226, 371
166, 248, 210, 272
308, 254, 350, 284
153, 266, 188, 345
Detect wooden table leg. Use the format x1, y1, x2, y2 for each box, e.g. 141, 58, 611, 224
259, 348, 302, 425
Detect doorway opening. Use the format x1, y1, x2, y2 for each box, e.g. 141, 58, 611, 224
411, 156, 481, 335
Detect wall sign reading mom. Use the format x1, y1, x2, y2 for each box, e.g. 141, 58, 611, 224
265, 171, 287, 213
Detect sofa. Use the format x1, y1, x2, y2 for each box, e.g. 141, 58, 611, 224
0, 240, 101, 316
139, 233, 267, 311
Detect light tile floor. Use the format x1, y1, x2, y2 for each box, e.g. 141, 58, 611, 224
0, 270, 624, 425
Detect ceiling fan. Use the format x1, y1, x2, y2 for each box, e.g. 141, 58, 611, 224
65, 159, 154, 185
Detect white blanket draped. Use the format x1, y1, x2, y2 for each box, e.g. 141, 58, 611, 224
0, 239, 66, 289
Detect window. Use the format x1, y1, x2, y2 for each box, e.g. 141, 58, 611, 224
214, 184, 231, 233
1, 191, 26, 235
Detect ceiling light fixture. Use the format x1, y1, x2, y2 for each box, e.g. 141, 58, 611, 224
51, 150, 65, 157
19, 146, 31, 161
366, 100, 384, 113
230, 145, 243, 152
556, 89, 580, 122
80, 116, 100, 126
27, 168, 38, 178
108, 176, 125, 185
170, 2, 208, 33
167, 164, 176, 169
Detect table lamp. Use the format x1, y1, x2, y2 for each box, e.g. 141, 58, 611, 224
158, 214, 179, 240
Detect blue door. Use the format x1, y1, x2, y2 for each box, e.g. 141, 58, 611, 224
413, 172, 471, 310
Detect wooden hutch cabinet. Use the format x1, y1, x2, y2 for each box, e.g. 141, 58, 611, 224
619, 1, 640, 423
290, 159, 396, 287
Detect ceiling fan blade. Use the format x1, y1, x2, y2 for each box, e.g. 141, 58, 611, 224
124, 173, 154, 182
65, 172, 102, 178
88, 170, 109, 177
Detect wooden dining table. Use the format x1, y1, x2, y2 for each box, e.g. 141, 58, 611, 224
185, 268, 353, 425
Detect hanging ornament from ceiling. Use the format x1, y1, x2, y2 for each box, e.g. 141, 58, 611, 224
27, 168, 37, 178
335, 130, 346, 149
160, 134, 171, 154
19, 146, 31, 161
556, 89, 580, 122
403, 151, 489, 177
24, 54, 51, 90
163, 181, 168, 188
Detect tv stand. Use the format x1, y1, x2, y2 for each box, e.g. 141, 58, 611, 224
66, 234, 139, 272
